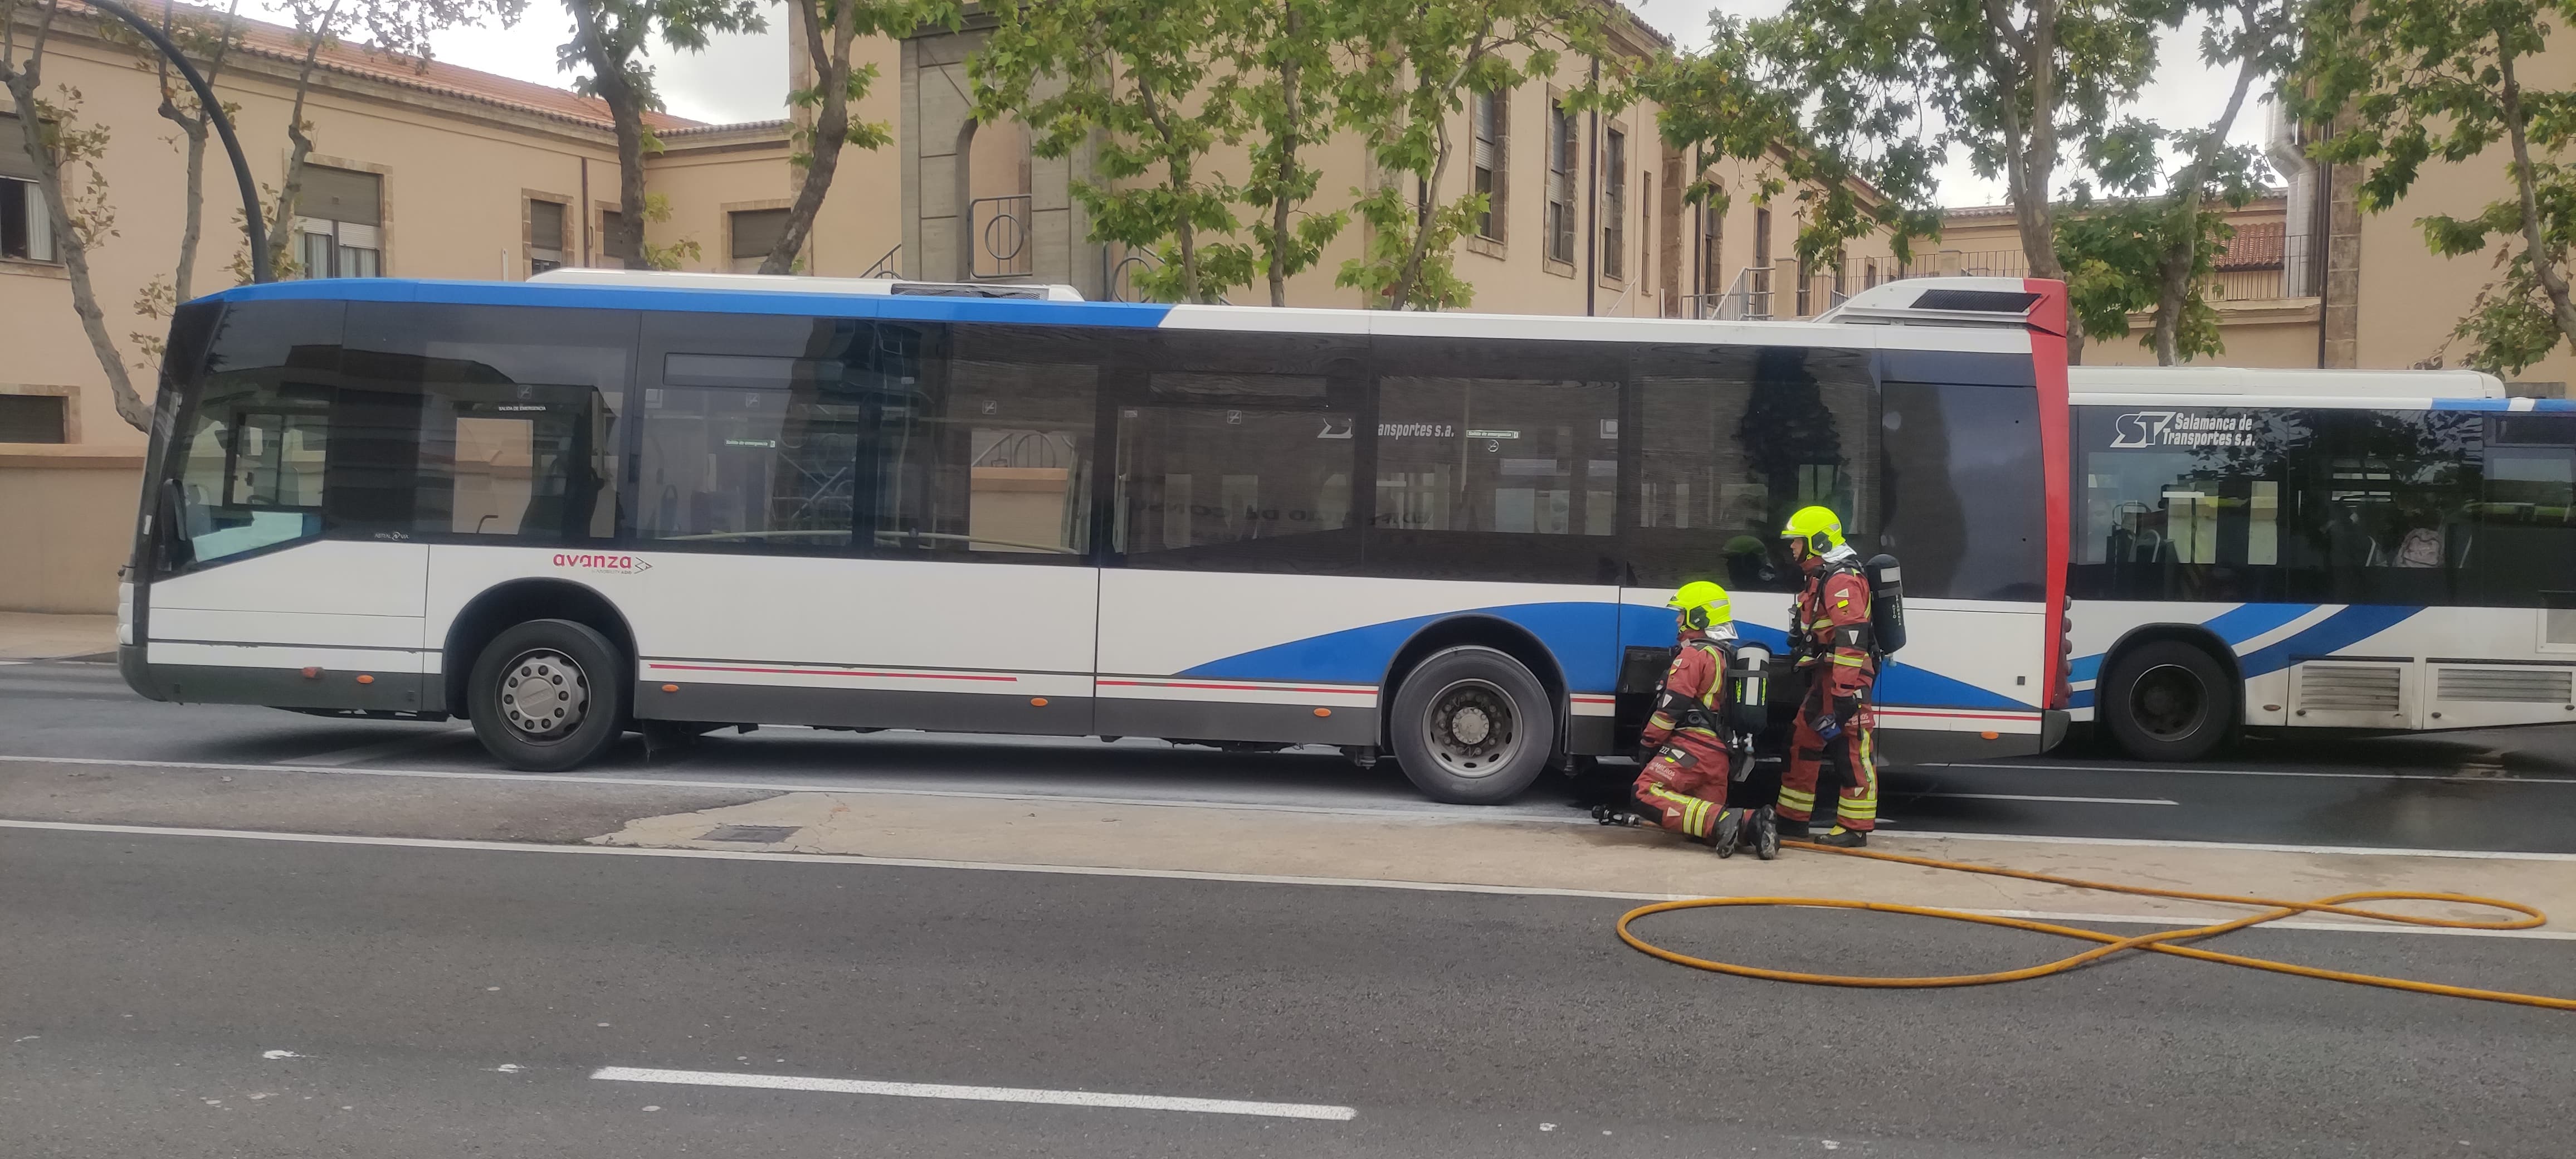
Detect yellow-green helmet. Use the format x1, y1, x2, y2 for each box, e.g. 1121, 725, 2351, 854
1780, 505, 1846, 553
1667, 580, 1733, 631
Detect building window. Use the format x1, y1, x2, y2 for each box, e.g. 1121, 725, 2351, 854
1601, 128, 1626, 281
1797, 256, 1811, 316
1472, 90, 1506, 241
598, 208, 628, 269
729, 208, 789, 274
1699, 198, 1720, 300
1752, 207, 1772, 318
2, 120, 56, 262
292, 166, 381, 279
0, 393, 67, 443
529, 198, 567, 275
1545, 103, 1577, 265
0, 178, 52, 262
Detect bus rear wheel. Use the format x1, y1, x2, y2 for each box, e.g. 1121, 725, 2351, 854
1389, 646, 1557, 805
2100, 640, 2233, 762
468, 619, 627, 772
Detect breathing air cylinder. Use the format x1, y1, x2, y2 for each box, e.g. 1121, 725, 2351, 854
1865, 555, 1907, 655
1727, 644, 1773, 734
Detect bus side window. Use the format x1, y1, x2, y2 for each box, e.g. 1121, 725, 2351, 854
1364, 336, 1624, 585
866, 322, 1100, 561
1110, 330, 1362, 573
2476, 416, 2576, 615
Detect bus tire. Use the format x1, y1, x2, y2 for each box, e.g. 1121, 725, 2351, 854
467, 619, 627, 772
1389, 646, 1557, 805
2099, 640, 2233, 762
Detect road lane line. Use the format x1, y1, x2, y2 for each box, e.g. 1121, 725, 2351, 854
589, 1065, 1357, 1121
0, 753, 1593, 825
3, 819, 2573, 940
1911, 792, 2180, 806
289, 730, 475, 768
1928, 762, 2576, 785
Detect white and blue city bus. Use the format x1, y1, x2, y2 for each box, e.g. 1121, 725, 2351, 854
118, 271, 2072, 803
2068, 366, 2576, 759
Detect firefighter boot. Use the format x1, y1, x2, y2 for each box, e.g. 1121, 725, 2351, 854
1814, 826, 1868, 849
1750, 806, 1780, 860
1708, 807, 1744, 858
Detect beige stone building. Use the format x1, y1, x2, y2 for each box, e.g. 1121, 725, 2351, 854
6, 0, 1855, 612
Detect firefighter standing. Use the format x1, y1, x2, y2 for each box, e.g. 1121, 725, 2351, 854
1633, 581, 1777, 858
1774, 506, 1878, 848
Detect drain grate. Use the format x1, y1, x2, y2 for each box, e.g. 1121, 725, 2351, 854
700, 825, 800, 844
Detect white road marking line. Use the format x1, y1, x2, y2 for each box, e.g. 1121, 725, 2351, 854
1896, 826, 2576, 861
289, 730, 476, 768
1912, 792, 2179, 806
1930, 762, 2576, 785
0, 753, 1593, 825
4, 817, 2572, 939
591, 1066, 1357, 1120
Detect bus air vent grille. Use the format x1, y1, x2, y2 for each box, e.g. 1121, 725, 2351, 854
2296, 664, 2403, 713
2436, 666, 2575, 704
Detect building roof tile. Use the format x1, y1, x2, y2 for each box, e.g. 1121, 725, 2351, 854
82, 0, 703, 133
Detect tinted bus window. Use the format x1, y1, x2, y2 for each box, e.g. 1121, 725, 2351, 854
1881, 382, 2043, 601
876, 324, 1099, 560
1369, 337, 1623, 583
159, 300, 345, 571
2473, 415, 2575, 611
1115, 331, 1363, 573
2073, 405, 2497, 605
344, 303, 636, 543
1627, 344, 1876, 592
639, 315, 873, 552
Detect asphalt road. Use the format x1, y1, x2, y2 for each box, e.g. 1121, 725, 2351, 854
5, 825, 2572, 1159
7, 659, 2576, 853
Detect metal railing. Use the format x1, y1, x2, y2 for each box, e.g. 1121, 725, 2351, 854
862, 242, 900, 280
969, 194, 1032, 280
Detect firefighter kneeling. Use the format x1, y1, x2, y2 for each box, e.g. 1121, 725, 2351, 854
1632, 581, 1779, 860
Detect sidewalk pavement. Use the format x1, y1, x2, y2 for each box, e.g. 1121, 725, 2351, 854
0, 612, 118, 660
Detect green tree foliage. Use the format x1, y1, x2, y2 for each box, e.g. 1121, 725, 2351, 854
2294, 0, 2576, 372
1636, 14, 1938, 292
1231, 0, 1352, 306
2055, 103, 2270, 360
764, 0, 960, 274
1672, 0, 2168, 357
974, 0, 1257, 303
1332, 0, 1615, 310
559, 0, 765, 269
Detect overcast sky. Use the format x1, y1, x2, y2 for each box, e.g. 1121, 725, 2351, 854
248, 0, 2278, 208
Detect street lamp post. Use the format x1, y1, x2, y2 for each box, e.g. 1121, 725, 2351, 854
82, 0, 272, 283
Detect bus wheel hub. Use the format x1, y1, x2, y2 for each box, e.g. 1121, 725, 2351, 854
1424, 680, 1518, 776
499, 650, 588, 738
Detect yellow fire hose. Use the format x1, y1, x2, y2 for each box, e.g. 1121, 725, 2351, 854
1617, 839, 2576, 1011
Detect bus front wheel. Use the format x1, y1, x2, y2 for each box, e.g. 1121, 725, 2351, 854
467, 619, 628, 772
2100, 640, 2233, 762
1389, 646, 1557, 805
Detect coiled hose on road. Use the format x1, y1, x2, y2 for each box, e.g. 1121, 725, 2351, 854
1617, 840, 2576, 1011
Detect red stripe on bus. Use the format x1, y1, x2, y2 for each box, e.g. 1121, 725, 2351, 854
1099, 680, 1374, 695
648, 664, 1017, 683
1875, 709, 2037, 721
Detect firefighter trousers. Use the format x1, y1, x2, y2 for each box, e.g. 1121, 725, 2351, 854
1633, 740, 1733, 841
1777, 684, 1877, 832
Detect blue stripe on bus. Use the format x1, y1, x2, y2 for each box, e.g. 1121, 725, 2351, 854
1182, 601, 2031, 710
2430, 397, 2576, 412
2069, 602, 2320, 684
1179, 602, 1624, 691
2068, 602, 2419, 691
2235, 603, 2425, 679
197, 278, 1180, 328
